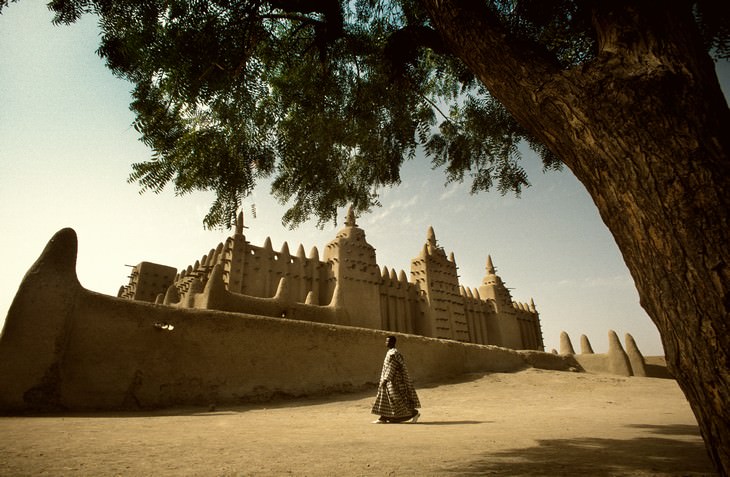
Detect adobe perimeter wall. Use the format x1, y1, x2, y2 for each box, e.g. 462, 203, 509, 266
0, 229, 576, 412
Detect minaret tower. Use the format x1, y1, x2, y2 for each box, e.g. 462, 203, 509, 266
322, 206, 381, 328
478, 255, 522, 349
478, 256, 514, 310
224, 210, 248, 294
410, 226, 469, 341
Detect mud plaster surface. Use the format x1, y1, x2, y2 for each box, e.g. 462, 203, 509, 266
0, 369, 716, 476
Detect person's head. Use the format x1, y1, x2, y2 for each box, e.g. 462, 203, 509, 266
386, 335, 397, 349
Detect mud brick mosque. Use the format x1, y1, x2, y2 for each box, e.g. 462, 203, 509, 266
1, 210, 652, 412
119, 207, 544, 351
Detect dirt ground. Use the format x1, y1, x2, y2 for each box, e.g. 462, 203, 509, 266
0, 368, 717, 476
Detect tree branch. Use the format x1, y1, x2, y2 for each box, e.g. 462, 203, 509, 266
384, 24, 447, 75
418, 0, 564, 149
266, 0, 343, 39
259, 12, 321, 24
420, 0, 561, 92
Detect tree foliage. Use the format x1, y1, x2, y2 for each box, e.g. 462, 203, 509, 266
0, 1, 726, 228
1, 0, 723, 228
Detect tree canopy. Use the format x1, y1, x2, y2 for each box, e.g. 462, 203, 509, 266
0, 0, 695, 228
1, 1, 722, 229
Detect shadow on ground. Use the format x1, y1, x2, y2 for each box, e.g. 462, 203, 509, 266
414, 420, 491, 426
442, 424, 717, 476
8, 372, 492, 418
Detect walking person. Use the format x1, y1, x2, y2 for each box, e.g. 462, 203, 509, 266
371, 335, 421, 423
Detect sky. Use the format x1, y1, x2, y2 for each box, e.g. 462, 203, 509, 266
1, 3, 728, 356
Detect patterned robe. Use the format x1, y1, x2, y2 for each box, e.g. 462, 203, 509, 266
371, 348, 421, 418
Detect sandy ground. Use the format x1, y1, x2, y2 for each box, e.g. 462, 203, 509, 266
0, 368, 717, 476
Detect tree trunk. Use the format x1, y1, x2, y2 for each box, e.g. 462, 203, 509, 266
422, 1, 730, 474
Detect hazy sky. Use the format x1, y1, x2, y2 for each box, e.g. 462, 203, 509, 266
2, 3, 728, 355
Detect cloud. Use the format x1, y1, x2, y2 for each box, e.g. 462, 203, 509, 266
386, 194, 420, 212
366, 193, 420, 226
583, 275, 633, 289
439, 182, 468, 201
369, 208, 392, 222
555, 275, 632, 290
439, 186, 459, 201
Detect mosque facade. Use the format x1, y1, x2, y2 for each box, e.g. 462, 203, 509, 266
119, 208, 544, 350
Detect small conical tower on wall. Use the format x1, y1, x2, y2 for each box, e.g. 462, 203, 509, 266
478, 255, 522, 349
322, 207, 382, 329
224, 210, 248, 294
410, 227, 469, 341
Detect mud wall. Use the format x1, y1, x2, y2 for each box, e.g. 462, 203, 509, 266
0, 229, 576, 412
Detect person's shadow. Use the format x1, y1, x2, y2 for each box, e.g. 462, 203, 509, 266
415, 420, 490, 426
